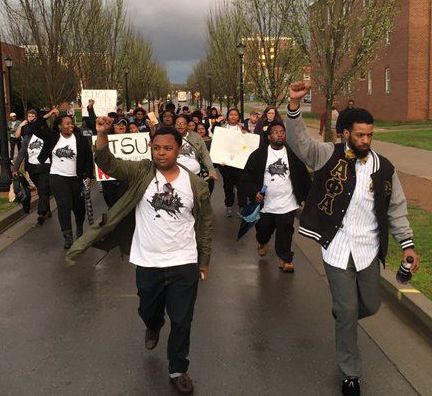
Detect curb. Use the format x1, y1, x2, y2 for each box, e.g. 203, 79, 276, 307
380, 266, 432, 333
0, 195, 40, 233
292, 220, 432, 335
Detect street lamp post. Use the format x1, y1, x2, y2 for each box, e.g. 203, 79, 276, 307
0, 41, 12, 192
236, 42, 246, 122
5, 57, 12, 113
208, 73, 213, 108
124, 67, 130, 111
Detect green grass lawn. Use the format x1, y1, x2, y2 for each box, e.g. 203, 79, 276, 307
374, 129, 432, 151
386, 205, 432, 299
0, 197, 16, 215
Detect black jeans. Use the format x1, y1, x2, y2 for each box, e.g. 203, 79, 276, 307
10, 137, 21, 159
28, 163, 51, 215
219, 165, 247, 208
50, 174, 85, 232
136, 264, 199, 374
255, 210, 296, 262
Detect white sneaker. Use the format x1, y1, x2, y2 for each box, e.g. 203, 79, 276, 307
226, 207, 233, 217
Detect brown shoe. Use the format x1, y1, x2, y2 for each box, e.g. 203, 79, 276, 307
257, 243, 269, 257
170, 373, 194, 394
145, 327, 160, 350
279, 260, 295, 272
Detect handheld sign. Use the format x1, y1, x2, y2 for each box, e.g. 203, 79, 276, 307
92, 133, 151, 181
210, 127, 260, 169
82, 90, 118, 117
148, 112, 159, 125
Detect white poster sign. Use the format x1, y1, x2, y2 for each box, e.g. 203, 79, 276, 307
81, 89, 118, 117
210, 127, 260, 169
92, 133, 151, 181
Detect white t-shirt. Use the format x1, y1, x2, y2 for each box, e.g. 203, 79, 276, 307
261, 146, 299, 214
177, 134, 200, 174
129, 167, 198, 268
27, 134, 50, 165
50, 134, 77, 177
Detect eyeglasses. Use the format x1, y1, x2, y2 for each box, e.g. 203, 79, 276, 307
162, 183, 174, 205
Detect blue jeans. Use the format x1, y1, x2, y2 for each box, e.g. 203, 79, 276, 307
136, 263, 199, 374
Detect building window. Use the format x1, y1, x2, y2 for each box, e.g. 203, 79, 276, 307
385, 30, 391, 45
367, 70, 372, 95
385, 68, 391, 94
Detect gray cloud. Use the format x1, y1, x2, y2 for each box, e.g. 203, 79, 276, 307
127, 0, 211, 83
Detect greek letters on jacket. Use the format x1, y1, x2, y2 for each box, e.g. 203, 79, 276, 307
299, 144, 394, 262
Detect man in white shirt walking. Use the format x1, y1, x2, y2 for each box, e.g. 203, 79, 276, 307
243, 122, 311, 271
284, 82, 420, 396
77, 121, 213, 395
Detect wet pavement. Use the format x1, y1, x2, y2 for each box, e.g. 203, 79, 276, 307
0, 184, 421, 395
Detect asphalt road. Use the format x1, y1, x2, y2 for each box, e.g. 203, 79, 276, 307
0, 184, 421, 395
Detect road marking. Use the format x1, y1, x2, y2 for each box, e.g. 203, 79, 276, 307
399, 289, 421, 294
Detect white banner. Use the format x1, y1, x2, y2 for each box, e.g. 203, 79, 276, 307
210, 127, 260, 169
81, 89, 118, 117
92, 133, 151, 181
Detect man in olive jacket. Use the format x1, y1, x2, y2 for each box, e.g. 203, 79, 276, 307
67, 119, 212, 395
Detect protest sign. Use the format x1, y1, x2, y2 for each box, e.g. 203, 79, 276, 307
210, 127, 260, 169
81, 90, 118, 117
92, 133, 151, 181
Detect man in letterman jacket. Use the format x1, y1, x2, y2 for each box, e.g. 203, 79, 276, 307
284, 82, 420, 396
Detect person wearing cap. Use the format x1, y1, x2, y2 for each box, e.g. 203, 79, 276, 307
113, 117, 128, 134
243, 111, 260, 134
8, 112, 22, 161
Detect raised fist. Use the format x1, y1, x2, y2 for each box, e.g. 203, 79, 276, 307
96, 116, 112, 135
289, 81, 311, 101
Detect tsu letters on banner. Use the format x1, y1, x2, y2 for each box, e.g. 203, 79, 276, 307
81, 90, 118, 117
92, 133, 151, 181
210, 126, 260, 169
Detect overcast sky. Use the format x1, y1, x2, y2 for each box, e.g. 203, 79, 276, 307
127, 0, 211, 84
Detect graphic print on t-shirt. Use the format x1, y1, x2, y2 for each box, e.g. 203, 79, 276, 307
268, 158, 288, 180
180, 143, 194, 157
29, 139, 43, 151
147, 186, 184, 219
54, 145, 76, 161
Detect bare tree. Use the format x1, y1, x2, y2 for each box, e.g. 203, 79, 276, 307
236, 0, 306, 106
2, 0, 85, 105
287, 0, 398, 141
187, 59, 210, 108
206, 0, 243, 109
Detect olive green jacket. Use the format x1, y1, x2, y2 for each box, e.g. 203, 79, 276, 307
66, 146, 213, 267
183, 131, 215, 174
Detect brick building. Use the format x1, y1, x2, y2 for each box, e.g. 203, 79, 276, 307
312, 0, 432, 121
1, 42, 25, 115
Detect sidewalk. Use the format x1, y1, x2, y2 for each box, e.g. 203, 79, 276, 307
306, 125, 432, 181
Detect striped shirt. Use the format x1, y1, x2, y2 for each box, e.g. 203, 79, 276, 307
322, 149, 379, 271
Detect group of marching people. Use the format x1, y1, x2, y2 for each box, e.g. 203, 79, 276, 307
9, 81, 420, 395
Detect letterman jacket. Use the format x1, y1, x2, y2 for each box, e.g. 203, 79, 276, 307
284, 109, 414, 264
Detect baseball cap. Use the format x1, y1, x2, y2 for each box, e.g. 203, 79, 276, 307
10, 112, 17, 117
113, 118, 128, 126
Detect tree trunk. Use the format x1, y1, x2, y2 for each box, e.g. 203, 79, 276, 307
324, 97, 335, 143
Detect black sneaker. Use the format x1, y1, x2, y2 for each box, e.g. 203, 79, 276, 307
342, 377, 360, 395
145, 327, 160, 350
37, 215, 45, 225
170, 373, 194, 395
